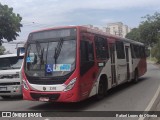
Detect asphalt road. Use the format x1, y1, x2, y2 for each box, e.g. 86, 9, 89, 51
0, 63, 160, 120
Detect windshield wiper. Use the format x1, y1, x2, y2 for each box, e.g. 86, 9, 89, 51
54, 38, 64, 69
35, 41, 44, 69
35, 41, 42, 58
40, 48, 44, 69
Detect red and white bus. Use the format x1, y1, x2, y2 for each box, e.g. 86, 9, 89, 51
21, 26, 147, 102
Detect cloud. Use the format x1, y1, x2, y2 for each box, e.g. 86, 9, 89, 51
1, 0, 160, 19
0, 0, 160, 40
100, 18, 116, 24
1, 0, 160, 24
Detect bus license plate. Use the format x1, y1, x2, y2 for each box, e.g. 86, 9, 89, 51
0, 87, 7, 91
39, 97, 49, 102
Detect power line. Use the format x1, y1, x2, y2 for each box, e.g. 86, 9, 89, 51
23, 23, 55, 28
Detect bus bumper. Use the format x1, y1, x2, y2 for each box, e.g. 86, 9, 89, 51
23, 89, 80, 102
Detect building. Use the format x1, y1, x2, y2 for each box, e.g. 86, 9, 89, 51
104, 22, 131, 38
83, 24, 104, 32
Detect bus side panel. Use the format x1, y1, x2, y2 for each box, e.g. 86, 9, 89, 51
78, 32, 99, 100
132, 58, 140, 78
97, 59, 112, 90
88, 39, 115, 97
79, 65, 99, 100
137, 58, 147, 77
88, 59, 112, 97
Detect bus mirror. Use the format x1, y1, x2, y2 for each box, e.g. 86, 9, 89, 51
98, 62, 105, 67
17, 47, 25, 57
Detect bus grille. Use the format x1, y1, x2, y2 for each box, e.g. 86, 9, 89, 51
30, 93, 60, 101
26, 76, 70, 85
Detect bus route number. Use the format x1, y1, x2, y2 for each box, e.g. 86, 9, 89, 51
50, 87, 56, 91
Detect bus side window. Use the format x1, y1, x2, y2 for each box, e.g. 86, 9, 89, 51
94, 36, 109, 60
116, 41, 125, 59
133, 45, 140, 58
80, 40, 94, 75
131, 44, 136, 58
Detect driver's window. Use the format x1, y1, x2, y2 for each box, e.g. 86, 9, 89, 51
80, 40, 94, 75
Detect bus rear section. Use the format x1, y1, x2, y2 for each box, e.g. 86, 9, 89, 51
0, 54, 24, 98
22, 26, 147, 102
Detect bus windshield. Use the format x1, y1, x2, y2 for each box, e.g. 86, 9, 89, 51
0, 56, 23, 70
25, 29, 76, 77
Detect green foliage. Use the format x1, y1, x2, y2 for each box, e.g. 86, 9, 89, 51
139, 12, 160, 46
0, 3, 22, 45
125, 28, 140, 41
126, 12, 160, 46
139, 21, 157, 46
151, 42, 160, 63
0, 46, 5, 55
145, 48, 150, 57
141, 12, 160, 62
126, 12, 160, 62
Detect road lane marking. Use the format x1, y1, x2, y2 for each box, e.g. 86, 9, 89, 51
138, 85, 160, 120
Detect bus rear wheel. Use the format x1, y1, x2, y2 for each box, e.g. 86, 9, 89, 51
96, 79, 107, 100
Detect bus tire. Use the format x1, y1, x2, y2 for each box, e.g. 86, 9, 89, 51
96, 78, 107, 100
133, 69, 139, 83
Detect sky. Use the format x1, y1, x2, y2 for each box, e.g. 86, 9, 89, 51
0, 0, 160, 42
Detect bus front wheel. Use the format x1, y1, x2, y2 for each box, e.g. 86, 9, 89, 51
96, 79, 107, 100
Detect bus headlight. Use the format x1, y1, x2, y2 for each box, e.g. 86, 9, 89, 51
64, 78, 77, 91
22, 80, 29, 90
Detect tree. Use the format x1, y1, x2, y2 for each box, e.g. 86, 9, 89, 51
0, 3, 22, 45
140, 12, 160, 62
126, 12, 160, 62
126, 12, 160, 46
139, 12, 160, 46
125, 28, 140, 41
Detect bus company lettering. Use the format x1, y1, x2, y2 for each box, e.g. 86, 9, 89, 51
28, 113, 42, 117
11, 112, 42, 117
